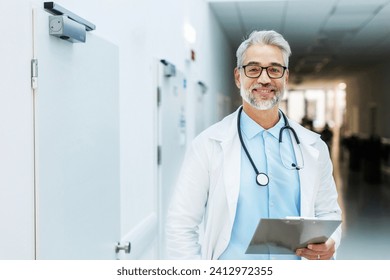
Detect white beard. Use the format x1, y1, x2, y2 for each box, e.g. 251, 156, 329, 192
240, 83, 285, 110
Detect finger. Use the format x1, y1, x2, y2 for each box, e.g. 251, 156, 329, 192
308, 243, 328, 252
296, 249, 333, 260
315, 253, 334, 260
309, 239, 336, 251
310, 243, 336, 257
296, 248, 324, 256
297, 251, 320, 260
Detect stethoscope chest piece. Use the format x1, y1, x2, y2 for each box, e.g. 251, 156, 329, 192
237, 106, 303, 188
256, 173, 269, 186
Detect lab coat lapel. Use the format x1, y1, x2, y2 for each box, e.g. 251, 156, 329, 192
294, 129, 320, 216
221, 134, 241, 225
219, 112, 241, 225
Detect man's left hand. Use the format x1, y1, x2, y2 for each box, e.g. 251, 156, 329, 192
295, 238, 335, 260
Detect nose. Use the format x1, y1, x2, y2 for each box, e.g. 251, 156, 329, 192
257, 68, 271, 84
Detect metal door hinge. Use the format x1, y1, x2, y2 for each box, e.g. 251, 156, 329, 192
157, 87, 161, 106
31, 59, 38, 90
115, 241, 131, 254
157, 145, 161, 165
160, 59, 176, 77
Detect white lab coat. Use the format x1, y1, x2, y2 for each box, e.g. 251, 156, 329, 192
166, 108, 342, 259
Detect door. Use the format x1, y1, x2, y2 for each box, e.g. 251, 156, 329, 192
194, 81, 207, 137
157, 60, 187, 259
33, 5, 120, 259
0, 1, 35, 260
185, 80, 207, 141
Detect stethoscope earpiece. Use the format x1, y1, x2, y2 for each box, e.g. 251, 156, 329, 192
292, 163, 300, 170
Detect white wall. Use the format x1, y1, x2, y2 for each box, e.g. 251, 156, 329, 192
1, 0, 235, 259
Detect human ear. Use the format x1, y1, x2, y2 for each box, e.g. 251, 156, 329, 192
285, 68, 289, 84
234, 68, 241, 89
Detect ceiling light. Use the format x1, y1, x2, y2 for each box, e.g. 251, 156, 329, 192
183, 23, 196, 44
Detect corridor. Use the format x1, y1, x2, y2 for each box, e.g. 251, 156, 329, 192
2, 0, 390, 262
333, 140, 390, 259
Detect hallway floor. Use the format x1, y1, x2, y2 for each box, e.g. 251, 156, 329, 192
333, 149, 390, 260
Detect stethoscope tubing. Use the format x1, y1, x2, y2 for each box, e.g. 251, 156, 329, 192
237, 106, 302, 186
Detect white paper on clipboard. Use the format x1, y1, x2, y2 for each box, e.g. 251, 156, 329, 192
245, 218, 341, 254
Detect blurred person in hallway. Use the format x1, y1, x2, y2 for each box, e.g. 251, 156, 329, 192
301, 115, 314, 131
320, 123, 334, 153
166, 30, 342, 260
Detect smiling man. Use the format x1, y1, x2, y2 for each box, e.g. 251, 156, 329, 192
166, 30, 342, 260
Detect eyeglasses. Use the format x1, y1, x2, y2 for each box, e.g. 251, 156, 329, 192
239, 64, 287, 79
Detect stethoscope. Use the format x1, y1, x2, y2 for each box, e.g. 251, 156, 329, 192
237, 106, 304, 187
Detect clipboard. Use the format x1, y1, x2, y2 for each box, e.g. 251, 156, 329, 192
245, 217, 341, 254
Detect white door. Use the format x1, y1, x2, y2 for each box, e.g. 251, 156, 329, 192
0, 1, 35, 260
194, 82, 206, 137
185, 80, 206, 141
157, 60, 187, 259
33, 6, 120, 259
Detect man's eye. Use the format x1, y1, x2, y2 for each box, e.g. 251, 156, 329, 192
269, 67, 281, 73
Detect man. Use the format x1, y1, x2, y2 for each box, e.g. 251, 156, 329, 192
166, 30, 342, 260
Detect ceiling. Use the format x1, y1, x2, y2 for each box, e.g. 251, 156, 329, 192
208, 0, 390, 85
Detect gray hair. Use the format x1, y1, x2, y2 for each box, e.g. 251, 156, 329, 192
236, 30, 292, 67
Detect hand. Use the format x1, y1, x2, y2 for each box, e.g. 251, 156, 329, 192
295, 239, 335, 260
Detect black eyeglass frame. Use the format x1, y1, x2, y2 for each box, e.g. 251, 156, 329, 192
239, 64, 288, 79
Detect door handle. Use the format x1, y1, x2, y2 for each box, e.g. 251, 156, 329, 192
115, 242, 131, 254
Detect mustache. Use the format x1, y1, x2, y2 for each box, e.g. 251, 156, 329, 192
250, 84, 277, 91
